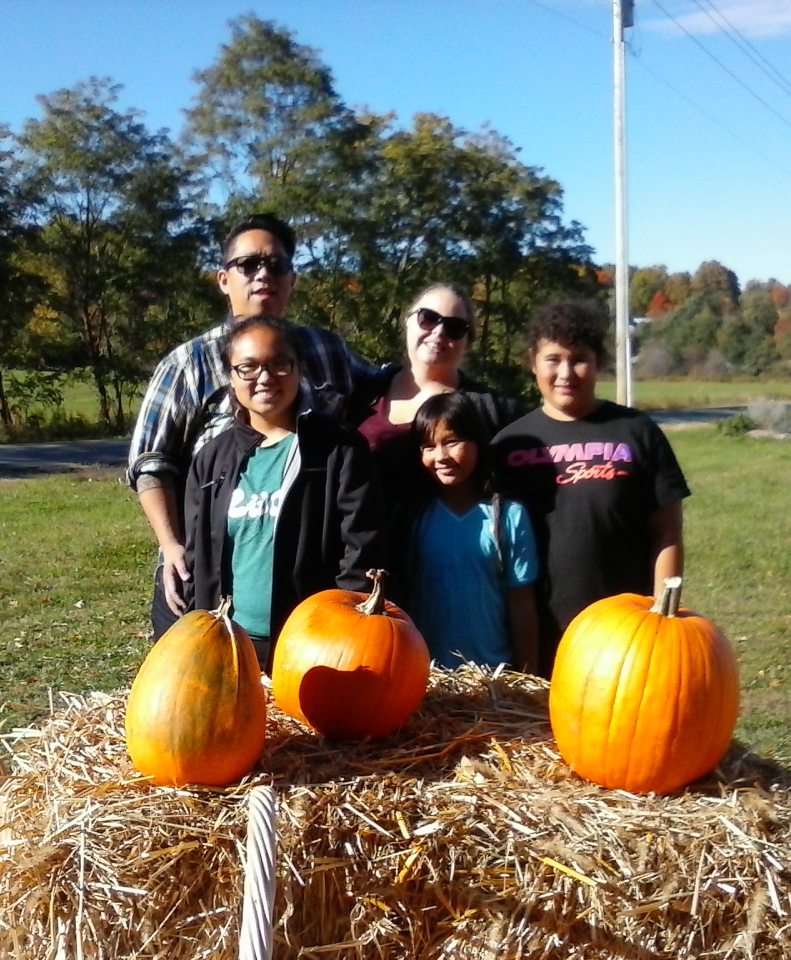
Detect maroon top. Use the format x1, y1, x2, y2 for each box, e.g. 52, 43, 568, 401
357, 397, 424, 513
357, 396, 410, 452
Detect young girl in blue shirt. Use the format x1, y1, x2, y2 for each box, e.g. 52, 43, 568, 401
402, 392, 539, 673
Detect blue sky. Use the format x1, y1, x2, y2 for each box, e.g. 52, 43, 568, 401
2, 0, 790, 289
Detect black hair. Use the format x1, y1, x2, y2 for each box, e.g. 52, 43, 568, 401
527, 300, 609, 366
411, 392, 492, 498
221, 212, 297, 262
221, 316, 303, 376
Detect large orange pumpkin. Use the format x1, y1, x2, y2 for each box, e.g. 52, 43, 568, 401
549, 577, 740, 795
125, 599, 267, 787
271, 570, 430, 740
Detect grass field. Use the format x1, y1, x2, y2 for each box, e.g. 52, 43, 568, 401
4, 372, 791, 442
598, 378, 791, 410
1, 425, 790, 763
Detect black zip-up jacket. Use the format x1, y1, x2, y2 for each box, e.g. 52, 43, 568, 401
182, 406, 387, 661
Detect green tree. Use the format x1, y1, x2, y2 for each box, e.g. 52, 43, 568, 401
645, 296, 722, 373
295, 113, 597, 384
15, 78, 211, 431
718, 281, 780, 374
0, 128, 43, 427
185, 18, 597, 399
183, 15, 355, 223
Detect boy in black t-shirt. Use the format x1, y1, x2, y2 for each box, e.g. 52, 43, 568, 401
491, 301, 690, 678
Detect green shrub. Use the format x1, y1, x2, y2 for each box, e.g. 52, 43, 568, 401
716, 412, 757, 437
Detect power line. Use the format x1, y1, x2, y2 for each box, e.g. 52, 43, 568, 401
522, 0, 791, 180
694, 0, 791, 99
522, 0, 607, 39
650, 0, 791, 133
627, 51, 791, 180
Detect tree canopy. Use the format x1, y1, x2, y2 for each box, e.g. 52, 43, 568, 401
1, 15, 788, 436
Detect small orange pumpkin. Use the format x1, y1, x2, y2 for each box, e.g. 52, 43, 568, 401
549, 577, 740, 795
271, 570, 430, 739
125, 599, 267, 787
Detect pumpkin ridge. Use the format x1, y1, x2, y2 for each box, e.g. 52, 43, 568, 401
684, 618, 738, 784
622, 609, 674, 792
579, 602, 643, 782
603, 606, 653, 788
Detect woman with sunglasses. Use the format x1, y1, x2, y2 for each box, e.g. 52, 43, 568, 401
353, 282, 524, 525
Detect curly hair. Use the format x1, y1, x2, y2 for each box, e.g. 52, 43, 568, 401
527, 301, 609, 366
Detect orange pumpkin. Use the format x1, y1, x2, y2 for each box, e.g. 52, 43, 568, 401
549, 577, 740, 795
125, 599, 267, 787
271, 570, 430, 739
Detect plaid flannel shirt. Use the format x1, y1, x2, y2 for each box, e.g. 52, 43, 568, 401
127, 318, 376, 491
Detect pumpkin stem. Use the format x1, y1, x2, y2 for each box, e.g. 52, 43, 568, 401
650, 576, 683, 617
212, 596, 241, 680
357, 569, 389, 616
212, 596, 233, 621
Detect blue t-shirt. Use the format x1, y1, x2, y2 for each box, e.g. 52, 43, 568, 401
224, 435, 296, 636
407, 499, 538, 669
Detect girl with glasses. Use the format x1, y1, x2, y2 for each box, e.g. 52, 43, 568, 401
180, 316, 386, 672
400, 392, 539, 673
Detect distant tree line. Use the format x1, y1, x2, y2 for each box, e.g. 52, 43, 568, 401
608, 263, 791, 380
0, 16, 787, 435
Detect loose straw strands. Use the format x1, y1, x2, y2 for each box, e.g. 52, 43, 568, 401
1, 668, 790, 959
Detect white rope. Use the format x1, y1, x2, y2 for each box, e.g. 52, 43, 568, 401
239, 785, 278, 960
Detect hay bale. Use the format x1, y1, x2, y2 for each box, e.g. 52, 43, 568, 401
1, 667, 790, 959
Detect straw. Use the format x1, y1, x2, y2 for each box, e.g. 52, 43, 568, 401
1, 667, 790, 959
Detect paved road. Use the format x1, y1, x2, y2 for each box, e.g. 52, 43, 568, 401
646, 406, 744, 428
0, 407, 744, 478
0, 438, 131, 478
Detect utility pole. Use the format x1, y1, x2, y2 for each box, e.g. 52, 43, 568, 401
613, 0, 633, 406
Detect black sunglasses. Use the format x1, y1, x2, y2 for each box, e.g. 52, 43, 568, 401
413, 307, 471, 342
225, 254, 293, 278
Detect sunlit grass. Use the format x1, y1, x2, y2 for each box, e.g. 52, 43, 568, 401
0, 472, 154, 732
668, 428, 791, 760
599, 378, 791, 410
2, 430, 790, 762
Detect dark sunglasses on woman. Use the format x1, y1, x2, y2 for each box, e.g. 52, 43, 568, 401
225, 254, 293, 278
413, 307, 471, 341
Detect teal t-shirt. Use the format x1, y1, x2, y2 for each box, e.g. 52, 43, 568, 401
407, 499, 538, 669
224, 435, 296, 637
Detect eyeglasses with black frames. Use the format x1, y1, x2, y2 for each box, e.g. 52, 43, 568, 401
225, 254, 293, 278
230, 357, 297, 381
412, 307, 471, 342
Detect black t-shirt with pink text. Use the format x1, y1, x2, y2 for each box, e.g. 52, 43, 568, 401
491, 401, 690, 674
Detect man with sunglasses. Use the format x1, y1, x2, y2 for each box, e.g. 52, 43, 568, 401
127, 212, 374, 638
